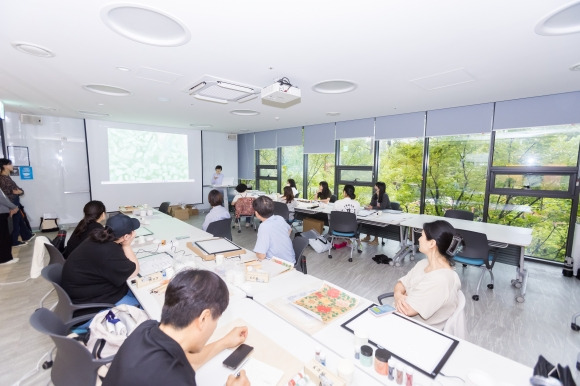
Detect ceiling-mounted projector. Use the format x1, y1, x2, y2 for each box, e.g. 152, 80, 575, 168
261, 78, 301, 104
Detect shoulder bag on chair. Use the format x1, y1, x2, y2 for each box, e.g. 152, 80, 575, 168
309, 235, 331, 253
87, 304, 149, 359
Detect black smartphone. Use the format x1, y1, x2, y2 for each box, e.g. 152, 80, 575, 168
222, 344, 254, 370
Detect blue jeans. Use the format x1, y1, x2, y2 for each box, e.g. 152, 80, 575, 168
73, 289, 141, 332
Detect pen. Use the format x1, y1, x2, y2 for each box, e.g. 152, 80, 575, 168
234, 357, 251, 377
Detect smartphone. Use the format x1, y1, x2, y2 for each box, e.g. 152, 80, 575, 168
368, 304, 396, 317
223, 344, 254, 369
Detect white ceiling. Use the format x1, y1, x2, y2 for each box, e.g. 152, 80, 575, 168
1, 0, 579, 133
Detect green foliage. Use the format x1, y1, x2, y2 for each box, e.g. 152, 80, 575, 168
307, 154, 335, 199
281, 146, 304, 194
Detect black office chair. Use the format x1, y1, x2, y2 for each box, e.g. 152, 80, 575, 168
273, 201, 291, 222
390, 202, 401, 211
45, 243, 66, 265
159, 202, 170, 215
292, 236, 309, 274
329, 195, 338, 203
29, 308, 114, 386
206, 218, 233, 241
41, 264, 115, 325
444, 209, 474, 221
453, 229, 495, 301
327, 211, 362, 262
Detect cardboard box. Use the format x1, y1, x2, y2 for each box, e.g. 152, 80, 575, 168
186, 204, 199, 216
169, 205, 190, 221
303, 217, 324, 235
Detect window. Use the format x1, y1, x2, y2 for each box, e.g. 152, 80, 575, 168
281, 145, 304, 197
256, 149, 277, 194
425, 133, 490, 219
337, 137, 374, 206
377, 138, 424, 213
306, 153, 335, 200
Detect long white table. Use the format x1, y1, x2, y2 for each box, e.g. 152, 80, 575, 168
399, 214, 533, 303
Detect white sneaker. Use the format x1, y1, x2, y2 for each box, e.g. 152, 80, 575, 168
0, 258, 19, 265
245, 223, 251, 228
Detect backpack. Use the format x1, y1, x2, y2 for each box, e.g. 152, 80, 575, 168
234, 197, 255, 219
51, 229, 67, 253
86, 305, 149, 359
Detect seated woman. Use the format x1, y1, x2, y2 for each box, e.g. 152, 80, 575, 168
361, 182, 390, 245
279, 186, 297, 222
62, 213, 141, 307
286, 178, 298, 197
333, 184, 361, 214
231, 183, 252, 227
63, 200, 106, 258
202, 189, 231, 231
315, 181, 332, 203
394, 220, 462, 329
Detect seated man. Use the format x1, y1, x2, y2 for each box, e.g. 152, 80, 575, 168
104, 270, 250, 386
253, 196, 295, 264
61, 213, 140, 307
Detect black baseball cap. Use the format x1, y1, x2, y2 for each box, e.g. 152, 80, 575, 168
106, 213, 140, 238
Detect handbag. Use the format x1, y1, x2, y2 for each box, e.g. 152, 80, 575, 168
87, 304, 149, 359
309, 235, 331, 253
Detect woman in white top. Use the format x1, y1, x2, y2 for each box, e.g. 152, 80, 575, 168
286, 179, 298, 197
231, 183, 252, 227
279, 186, 297, 221
332, 184, 361, 214
394, 220, 462, 329
202, 190, 231, 231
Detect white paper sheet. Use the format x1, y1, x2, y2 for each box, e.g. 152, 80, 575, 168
137, 252, 174, 276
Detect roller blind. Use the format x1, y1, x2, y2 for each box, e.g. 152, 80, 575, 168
375, 112, 425, 139
335, 118, 374, 139
254, 130, 277, 149
493, 92, 580, 130
237, 133, 254, 179
276, 127, 302, 147
304, 123, 335, 154
426, 103, 494, 137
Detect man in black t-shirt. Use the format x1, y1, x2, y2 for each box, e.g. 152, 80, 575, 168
104, 270, 250, 386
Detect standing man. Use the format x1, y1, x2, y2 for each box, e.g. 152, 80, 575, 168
212, 165, 224, 185
253, 196, 295, 264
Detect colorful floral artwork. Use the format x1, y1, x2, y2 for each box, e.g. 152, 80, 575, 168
292, 284, 358, 323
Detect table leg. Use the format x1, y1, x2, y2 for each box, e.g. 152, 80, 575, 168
511, 246, 527, 303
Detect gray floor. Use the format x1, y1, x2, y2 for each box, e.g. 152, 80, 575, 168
2, 213, 580, 385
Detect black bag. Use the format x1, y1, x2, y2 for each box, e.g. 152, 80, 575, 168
51, 229, 67, 253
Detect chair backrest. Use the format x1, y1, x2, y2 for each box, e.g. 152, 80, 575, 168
41, 263, 74, 322
444, 209, 474, 221
159, 202, 171, 214
453, 229, 489, 263
329, 211, 358, 234
206, 218, 233, 241
45, 243, 66, 265
329, 195, 337, 203
443, 290, 466, 339
390, 201, 401, 211
292, 236, 309, 274
273, 201, 290, 220
30, 308, 110, 386
235, 197, 255, 217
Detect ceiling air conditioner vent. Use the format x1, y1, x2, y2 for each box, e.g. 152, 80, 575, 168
187, 76, 260, 104
20, 114, 43, 125
227, 134, 237, 140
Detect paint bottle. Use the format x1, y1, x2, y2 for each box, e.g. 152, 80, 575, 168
405, 366, 414, 386
319, 352, 327, 366
315, 346, 321, 363
374, 348, 390, 375
396, 362, 404, 385
354, 345, 360, 360
360, 345, 373, 367
387, 359, 395, 381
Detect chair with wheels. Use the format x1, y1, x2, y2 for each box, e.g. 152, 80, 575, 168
233, 197, 256, 233
329, 195, 338, 203
453, 229, 495, 301
377, 289, 466, 339
29, 308, 114, 386
273, 201, 291, 222
390, 201, 401, 211
45, 243, 66, 265
41, 264, 116, 325
206, 218, 233, 241
292, 235, 309, 274
327, 211, 362, 262
158, 201, 171, 214
444, 209, 474, 221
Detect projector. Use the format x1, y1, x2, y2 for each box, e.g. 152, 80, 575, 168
261, 82, 301, 103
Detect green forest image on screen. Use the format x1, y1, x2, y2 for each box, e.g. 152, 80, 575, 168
108, 128, 188, 182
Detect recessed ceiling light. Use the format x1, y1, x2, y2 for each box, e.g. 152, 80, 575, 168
570, 63, 580, 71
326, 112, 340, 116
230, 110, 260, 116
313, 80, 357, 94
101, 4, 191, 46
535, 1, 580, 35
83, 84, 131, 96
78, 111, 110, 117
116, 66, 131, 72
11, 42, 55, 58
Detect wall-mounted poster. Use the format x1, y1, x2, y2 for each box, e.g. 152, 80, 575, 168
7, 146, 30, 166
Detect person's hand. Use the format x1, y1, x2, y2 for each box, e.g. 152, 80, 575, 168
9, 208, 18, 216
394, 293, 412, 315
365, 205, 372, 210
222, 326, 248, 349
226, 370, 250, 386
13, 189, 23, 195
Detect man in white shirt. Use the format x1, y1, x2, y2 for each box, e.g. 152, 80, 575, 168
253, 196, 295, 264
